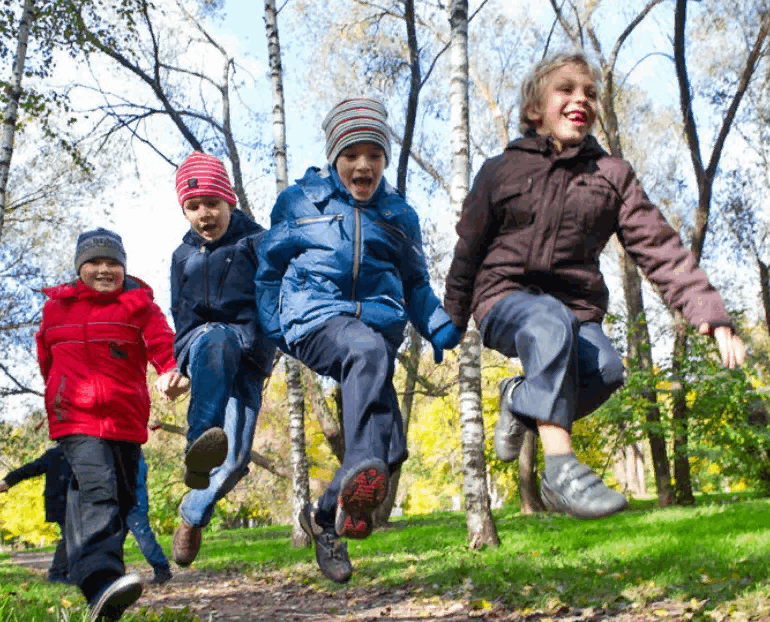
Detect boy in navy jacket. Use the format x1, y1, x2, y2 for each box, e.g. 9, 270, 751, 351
169, 152, 275, 567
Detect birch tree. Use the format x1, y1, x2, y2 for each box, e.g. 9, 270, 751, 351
0, 0, 34, 241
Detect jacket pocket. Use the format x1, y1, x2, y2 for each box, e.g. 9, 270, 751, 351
570, 178, 618, 233
492, 178, 534, 228
53, 376, 67, 422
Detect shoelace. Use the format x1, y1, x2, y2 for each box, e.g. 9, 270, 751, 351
318, 531, 347, 560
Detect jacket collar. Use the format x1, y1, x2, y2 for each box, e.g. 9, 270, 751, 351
297, 164, 394, 207
182, 208, 258, 250
506, 131, 607, 160
43, 276, 153, 301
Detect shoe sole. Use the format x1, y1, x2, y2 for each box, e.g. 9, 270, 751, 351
184, 428, 228, 489
495, 377, 527, 462
336, 509, 372, 539
89, 574, 143, 622
299, 503, 318, 541
338, 460, 388, 539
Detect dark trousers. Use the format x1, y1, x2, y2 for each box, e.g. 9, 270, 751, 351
48, 522, 69, 579
479, 290, 625, 432
291, 316, 405, 527
58, 435, 140, 602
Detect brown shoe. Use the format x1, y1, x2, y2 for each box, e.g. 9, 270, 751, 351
172, 522, 202, 567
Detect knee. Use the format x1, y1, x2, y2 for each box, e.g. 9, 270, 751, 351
600, 355, 625, 391
344, 329, 388, 366
520, 302, 579, 353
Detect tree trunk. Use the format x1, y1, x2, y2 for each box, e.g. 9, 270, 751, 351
671, 326, 695, 505
263, 0, 309, 546
518, 430, 545, 514
758, 257, 770, 334
0, 0, 34, 241
458, 331, 499, 547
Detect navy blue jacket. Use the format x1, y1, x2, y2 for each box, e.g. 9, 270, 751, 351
255, 166, 451, 348
3, 446, 71, 524
170, 209, 275, 376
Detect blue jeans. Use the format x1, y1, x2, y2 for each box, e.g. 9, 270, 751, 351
290, 316, 405, 528
126, 505, 168, 572
179, 324, 265, 528
479, 290, 625, 432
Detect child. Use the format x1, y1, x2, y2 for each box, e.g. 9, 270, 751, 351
443, 52, 746, 519
0, 445, 72, 584
256, 98, 464, 583
36, 228, 188, 621
169, 152, 276, 568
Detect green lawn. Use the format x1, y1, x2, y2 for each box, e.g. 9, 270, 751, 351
2, 494, 769, 621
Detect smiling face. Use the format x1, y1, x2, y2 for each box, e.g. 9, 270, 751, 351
79, 258, 125, 293
182, 195, 234, 243
528, 63, 598, 152
335, 143, 386, 203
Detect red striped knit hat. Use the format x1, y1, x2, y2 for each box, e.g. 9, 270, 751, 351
175, 152, 237, 207
322, 98, 391, 167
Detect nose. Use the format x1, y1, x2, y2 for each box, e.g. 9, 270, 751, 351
355, 155, 372, 171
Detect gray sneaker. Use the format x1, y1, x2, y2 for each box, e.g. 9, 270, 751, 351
299, 503, 353, 584
541, 460, 628, 519
184, 427, 228, 489
494, 376, 527, 462
89, 573, 142, 622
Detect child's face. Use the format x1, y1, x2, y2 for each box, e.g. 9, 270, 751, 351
528, 63, 597, 152
79, 258, 125, 293
182, 196, 234, 243
335, 143, 386, 203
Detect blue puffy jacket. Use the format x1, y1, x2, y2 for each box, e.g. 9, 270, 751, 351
255, 166, 451, 348
171, 209, 275, 376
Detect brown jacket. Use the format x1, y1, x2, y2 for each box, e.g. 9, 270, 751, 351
444, 133, 731, 330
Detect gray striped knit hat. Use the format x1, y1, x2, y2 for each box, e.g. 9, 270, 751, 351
322, 98, 391, 167
74, 228, 126, 275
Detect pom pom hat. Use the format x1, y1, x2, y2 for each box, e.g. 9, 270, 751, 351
322, 98, 391, 168
74, 228, 126, 275
175, 152, 237, 207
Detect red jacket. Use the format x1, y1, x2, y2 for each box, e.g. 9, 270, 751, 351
36, 277, 177, 443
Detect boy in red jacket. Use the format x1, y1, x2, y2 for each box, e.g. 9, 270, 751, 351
444, 52, 746, 520
36, 228, 187, 622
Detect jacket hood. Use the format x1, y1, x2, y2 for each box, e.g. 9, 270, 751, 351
506, 132, 607, 160
182, 208, 260, 249
297, 164, 393, 207
43, 275, 155, 302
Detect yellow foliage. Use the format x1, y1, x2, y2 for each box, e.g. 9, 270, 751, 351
0, 478, 59, 545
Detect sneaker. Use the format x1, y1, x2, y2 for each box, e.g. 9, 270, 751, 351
335, 505, 372, 539
172, 522, 202, 567
184, 427, 228, 489
541, 460, 629, 519
89, 573, 143, 622
494, 376, 527, 462
299, 502, 353, 584
337, 459, 388, 540
149, 565, 172, 586
47, 573, 71, 585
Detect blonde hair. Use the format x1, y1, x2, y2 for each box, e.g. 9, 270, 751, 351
519, 51, 602, 135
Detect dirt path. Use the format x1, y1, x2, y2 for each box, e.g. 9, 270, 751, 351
10, 552, 750, 621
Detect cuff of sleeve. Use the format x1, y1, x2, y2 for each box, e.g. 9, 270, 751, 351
427, 308, 453, 338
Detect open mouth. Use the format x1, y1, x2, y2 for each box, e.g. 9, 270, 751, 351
352, 176, 373, 194
566, 110, 586, 125
200, 223, 218, 234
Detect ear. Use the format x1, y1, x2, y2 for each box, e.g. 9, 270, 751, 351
526, 104, 542, 125
228, 203, 237, 213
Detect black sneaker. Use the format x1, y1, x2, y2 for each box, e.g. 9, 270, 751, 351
299, 502, 353, 584
149, 565, 172, 586
541, 460, 628, 519
494, 376, 527, 462
89, 573, 143, 622
184, 427, 228, 489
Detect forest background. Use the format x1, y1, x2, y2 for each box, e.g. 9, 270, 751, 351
0, 0, 769, 548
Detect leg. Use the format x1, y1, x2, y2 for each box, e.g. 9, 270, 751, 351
126, 506, 170, 578
174, 366, 263, 566
48, 522, 69, 583
59, 436, 141, 605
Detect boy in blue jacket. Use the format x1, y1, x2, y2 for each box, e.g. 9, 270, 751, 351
256, 98, 463, 583
169, 152, 275, 567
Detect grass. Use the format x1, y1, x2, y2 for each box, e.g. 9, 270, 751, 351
3, 493, 770, 620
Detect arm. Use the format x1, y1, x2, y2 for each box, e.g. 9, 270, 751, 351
35, 305, 51, 382
3, 450, 52, 488
142, 301, 190, 399
443, 161, 496, 330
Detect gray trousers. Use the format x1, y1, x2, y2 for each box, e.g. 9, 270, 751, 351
479, 290, 625, 432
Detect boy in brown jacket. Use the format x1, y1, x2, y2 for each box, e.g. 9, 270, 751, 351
443, 52, 746, 519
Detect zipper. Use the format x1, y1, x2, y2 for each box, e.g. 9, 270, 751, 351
54, 376, 67, 422
217, 256, 233, 299
351, 207, 361, 301
375, 220, 407, 241
200, 245, 209, 307
296, 214, 344, 226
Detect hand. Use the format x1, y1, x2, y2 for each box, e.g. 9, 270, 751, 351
0, 480, 9, 493
699, 323, 746, 369
154, 370, 191, 401
431, 323, 465, 364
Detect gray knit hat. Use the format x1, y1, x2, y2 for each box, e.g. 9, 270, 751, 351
74, 228, 126, 275
322, 98, 391, 167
